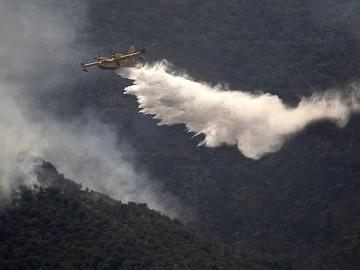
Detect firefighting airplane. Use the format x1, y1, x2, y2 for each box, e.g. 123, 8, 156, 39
81, 46, 146, 72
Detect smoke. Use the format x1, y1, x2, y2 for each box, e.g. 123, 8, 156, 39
119, 62, 360, 159
0, 86, 181, 217
0, 87, 180, 216
0, 84, 44, 201
40, 115, 182, 218
0, 1, 181, 218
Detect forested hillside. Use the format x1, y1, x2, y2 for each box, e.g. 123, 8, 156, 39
5, 1, 360, 269
0, 162, 270, 270
65, 1, 360, 269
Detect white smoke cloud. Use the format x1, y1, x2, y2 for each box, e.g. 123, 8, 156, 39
0, 84, 181, 217
0, 83, 45, 200
0, 1, 182, 218
41, 115, 182, 218
119, 62, 360, 159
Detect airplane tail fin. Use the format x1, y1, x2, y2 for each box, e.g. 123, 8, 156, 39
128, 45, 135, 54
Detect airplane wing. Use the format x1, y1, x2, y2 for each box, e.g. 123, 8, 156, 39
118, 49, 146, 60
81, 61, 100, 71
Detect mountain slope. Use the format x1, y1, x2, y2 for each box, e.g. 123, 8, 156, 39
32, 1, 360, 269
83, 2, 360, 269
0, 162, 270, 270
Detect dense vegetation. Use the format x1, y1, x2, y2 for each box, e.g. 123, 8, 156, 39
0, 162, 271, 270
22, 1, 360, 269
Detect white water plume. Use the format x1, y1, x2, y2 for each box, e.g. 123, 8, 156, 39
118, 62, 360, 159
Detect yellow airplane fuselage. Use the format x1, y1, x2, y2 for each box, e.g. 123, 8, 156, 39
81, 48, 145, 72
98, 60, 120, 70
98, 54, 135, 70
